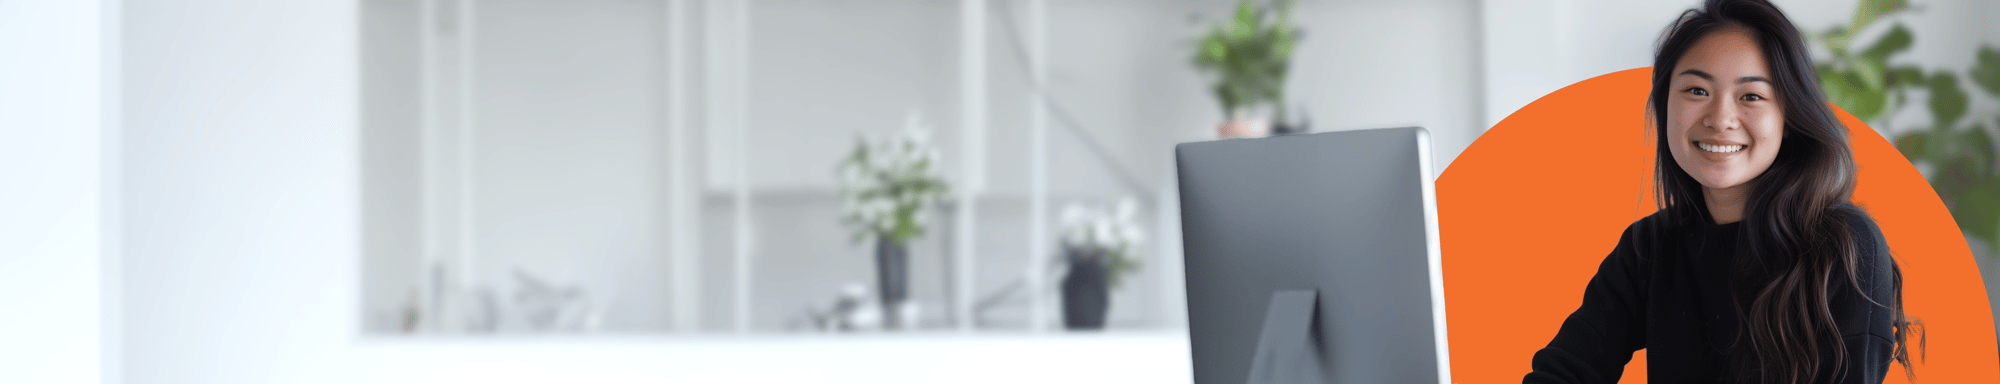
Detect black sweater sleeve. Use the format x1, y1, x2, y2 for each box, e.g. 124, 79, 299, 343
1522, 222, 1652, 384
1828, 208, 1897, 384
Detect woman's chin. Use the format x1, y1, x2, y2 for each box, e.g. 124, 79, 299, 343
1691, 174, 1755, 192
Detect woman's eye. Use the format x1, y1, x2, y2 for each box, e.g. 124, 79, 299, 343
1741, 93, 1764, 101
1686, 87, 1708, 96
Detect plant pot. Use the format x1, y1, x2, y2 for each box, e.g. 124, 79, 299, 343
1218, 105, 1276, 139
1217, 117, 1271, 139
1061, 252, 1110, 330
875, 235, 910, 329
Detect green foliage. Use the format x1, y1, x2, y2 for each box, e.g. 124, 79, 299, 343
1191, 0, 1298, 115
1822, 0, 2000, 253
1928, 72, 1968, 127
1103, 250, 1141, 290
1813, 0, 1912, 123
1975, 46, 2000, 95
1850, 0, 1909, 33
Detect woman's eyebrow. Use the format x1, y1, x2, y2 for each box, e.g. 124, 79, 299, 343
1675, 69, 1769, 85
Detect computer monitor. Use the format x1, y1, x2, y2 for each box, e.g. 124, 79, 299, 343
1175, 127, 1449, 384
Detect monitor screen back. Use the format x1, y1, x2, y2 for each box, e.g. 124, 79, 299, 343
1176, 127, 1448, 384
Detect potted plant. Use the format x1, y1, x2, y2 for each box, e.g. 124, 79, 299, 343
1192, 0, 1300, 138
1056, 198, 1145, 330
837, 111, 952, 330
1812, 0, 2000, 255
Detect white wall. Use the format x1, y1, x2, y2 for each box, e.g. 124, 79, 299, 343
1288, 0, 1483, 176
120, 1, 361, 382
0, 0, 106, 382
474, 0, 674, 333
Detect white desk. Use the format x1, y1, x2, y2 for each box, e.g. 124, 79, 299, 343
349, 331, 1194, 384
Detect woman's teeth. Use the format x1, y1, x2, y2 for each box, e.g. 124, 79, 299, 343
1696, 141, 1747, 153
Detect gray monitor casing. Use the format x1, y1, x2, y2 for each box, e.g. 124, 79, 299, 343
1175, 127, 1450, 384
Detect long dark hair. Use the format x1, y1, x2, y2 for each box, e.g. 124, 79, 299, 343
1648, 0, 1918, 382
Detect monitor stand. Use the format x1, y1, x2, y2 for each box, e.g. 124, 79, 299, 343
1245, 289, 1326, 384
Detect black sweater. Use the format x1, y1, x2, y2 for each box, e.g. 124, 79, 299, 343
1523, 204, 1896, 383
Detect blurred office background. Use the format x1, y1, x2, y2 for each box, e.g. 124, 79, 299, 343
2, 0, 1996, 382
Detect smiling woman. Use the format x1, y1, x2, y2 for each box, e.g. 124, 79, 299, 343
1521, 0, 1920, 383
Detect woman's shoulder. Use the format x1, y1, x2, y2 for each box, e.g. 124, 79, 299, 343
1611, 211, 1679, 261
1625, 209, 1675, 231
1832, 202, 1888, 259
1622, 209, 1686, 243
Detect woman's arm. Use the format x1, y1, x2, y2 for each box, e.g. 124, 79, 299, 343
1523, 223, 1652, 384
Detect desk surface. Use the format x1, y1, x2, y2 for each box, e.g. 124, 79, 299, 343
350, 331, 1195, 384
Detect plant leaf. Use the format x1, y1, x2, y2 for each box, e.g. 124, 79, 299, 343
1230, 0, 1256, 41
1972, 45, 2000, 96
1964, 125, 1995, 175
1886, 65, 1925, 89
1858, 24, 1913, 64
1823, 69, 1890, 122
1854, 57, 1888, 91
1929, 71, 1969, 128
1821, 25, 1854, 55
1851, 0, 1909, 31
1952, 176, 2000, 253
1894, 130, 1931, 160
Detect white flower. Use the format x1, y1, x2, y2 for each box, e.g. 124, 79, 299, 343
1120, 226, 1145, 250
841, 282, 869, 299
1093, 217, 1116, 248
1057, 198, 1145, 254
837, 109, 951, 244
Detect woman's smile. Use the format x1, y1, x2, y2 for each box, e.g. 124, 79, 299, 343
1691, 139, 1752, 164
1693, 140, 1747, 153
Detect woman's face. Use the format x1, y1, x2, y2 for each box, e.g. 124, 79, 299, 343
1666, 27, 1784, 193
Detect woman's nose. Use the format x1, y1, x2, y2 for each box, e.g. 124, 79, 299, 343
1703, 101, 1740, 130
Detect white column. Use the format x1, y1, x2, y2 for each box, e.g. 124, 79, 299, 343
454, 0, 480, 317
733, 0, 753, 334
416, 0, 444, 333
955, 0, 987, 331
662, 0, 700, 334
1023, 0, 1050, 332
702, 0, 754, 334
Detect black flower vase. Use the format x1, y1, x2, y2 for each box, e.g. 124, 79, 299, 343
876, 235, 909, 329
1061, 250, 1110, 330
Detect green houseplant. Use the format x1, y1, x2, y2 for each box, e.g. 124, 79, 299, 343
1812, 0, 2000, 255
1192, 0, 1299, 138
